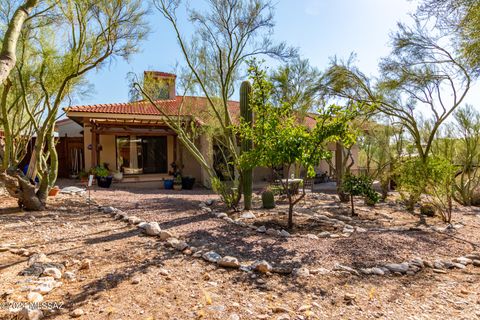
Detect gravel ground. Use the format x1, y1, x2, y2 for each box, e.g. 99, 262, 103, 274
0, 184, 480, 319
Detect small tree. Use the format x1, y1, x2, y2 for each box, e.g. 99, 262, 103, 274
341, 174, 380, 215
238, 61, 358, 228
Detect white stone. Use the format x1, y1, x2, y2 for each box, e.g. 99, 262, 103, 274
144, 222, 161, 236
102, 206, 117, 214
317, 231, 331, 238
137, 222, 148, 229
28, 253, 51, 266
452, 257, 473, 265
371, 267, 385, 276
216, 212, 228, 219
42, 267, 62, 280
240, 211, 256, 219
27, 292, 44, 303
70, 308, 84, 318
305, 234, 318, 240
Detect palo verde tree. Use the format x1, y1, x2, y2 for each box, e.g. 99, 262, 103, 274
0, 0, 39, 84
150, 0, 296, 207
319, 13, 473, 207
0, 0, 148, 210
237, 61, 358, 229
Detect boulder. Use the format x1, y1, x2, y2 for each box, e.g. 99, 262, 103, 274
452, 257, 473, 265
102, 206, 117, 214
27, 292, 44, 303
280, 230, 291, 237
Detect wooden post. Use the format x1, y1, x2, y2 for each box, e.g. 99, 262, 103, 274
91, 123, 98, 167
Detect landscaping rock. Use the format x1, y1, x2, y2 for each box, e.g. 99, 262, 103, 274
216, 212, 228, 219
42, 267, 62, 280
27, 292, 44, 303
433, 269, 447, 274
333, 264, 360, 276
166, 238, 188, 251
28, 253, 51, 266
144, 222, 161, 236
384, 263, 409, 274
137, 222, 148, 229
159, 230, 174, 241
63, 271, 76, 281
218, 256, 240, 268
240, 211, 256, 219
70, 308, 84, 318
127, 216, 142, 225
465, 253, 480, 260
79, 259, 92, 270
266, 228, 278, 236
252, 260, 272, 273
280, 230, 291, 237
317, 231, 331, 238
434, 261, 445, 269
453, 257, 473, 265
305, 234, 318, 240
202, 251, 222, 263
371, 267, 385, 276
292, 267, 310, 277
256, 226, 266, 233
102, 206, 117, 214
410, 258, 425, 268
18, 308, 43, 320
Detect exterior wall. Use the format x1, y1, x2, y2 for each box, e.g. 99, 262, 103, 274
199, 134, 213, 187
180, 140, 202, 183
56, 119, 83, 138
99, 135, 116, 169
167, 136, 174, 169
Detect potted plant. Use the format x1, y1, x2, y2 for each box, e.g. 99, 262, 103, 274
93, 166, 113, 188
173, 175, 182, 191
164, 178, 174, 189
181, 176, 196, 190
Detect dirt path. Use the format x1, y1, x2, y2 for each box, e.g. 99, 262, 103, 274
1, 187, 480, 319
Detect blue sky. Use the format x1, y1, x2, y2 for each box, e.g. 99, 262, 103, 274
78, 0, 478, 109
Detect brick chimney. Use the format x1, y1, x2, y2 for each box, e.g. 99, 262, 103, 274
143, 71, 176, 100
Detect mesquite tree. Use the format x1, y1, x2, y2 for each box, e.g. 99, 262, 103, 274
1, 0, 148, 210
238, 61, 359, 229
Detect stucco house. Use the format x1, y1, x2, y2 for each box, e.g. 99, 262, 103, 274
63, 71, 357, 186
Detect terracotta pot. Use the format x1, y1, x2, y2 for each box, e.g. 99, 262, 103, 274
48, 186, 60, 197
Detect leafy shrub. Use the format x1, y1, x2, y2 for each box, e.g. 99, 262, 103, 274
341, 174, 380, 214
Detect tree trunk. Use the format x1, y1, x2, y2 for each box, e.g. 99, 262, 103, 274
288, 201, 294, 229
0, 171, 44, 211
350, 194, 355, 215
0, 0, 39, 84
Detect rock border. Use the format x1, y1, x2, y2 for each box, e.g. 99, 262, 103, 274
99, 203, 480, 278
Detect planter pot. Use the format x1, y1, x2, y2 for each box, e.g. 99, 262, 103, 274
164, 179, 174, 190
181, 177, 196, 190
48, 186, 60, 197
173, 184, 182, 191
96, 176, 113, 188
112, 172, 123, 181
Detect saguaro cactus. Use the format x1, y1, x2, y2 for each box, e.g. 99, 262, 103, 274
240, 81, 253, 210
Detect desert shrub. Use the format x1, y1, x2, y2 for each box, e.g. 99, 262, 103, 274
341, 174, 380, 214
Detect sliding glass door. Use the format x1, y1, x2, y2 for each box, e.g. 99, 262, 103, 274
116, 136, 168, 174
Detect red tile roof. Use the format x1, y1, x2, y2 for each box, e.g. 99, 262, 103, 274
65, 96, 316, 129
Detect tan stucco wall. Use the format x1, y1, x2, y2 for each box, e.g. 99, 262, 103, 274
180, 141, 202, 182
99, 135, 116, 170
